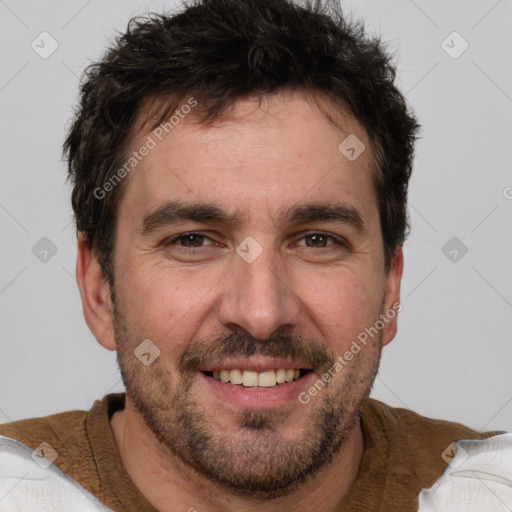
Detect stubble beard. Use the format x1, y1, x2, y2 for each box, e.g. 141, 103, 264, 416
113, 305, 382, 499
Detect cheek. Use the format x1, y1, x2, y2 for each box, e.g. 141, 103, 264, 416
300, 268, 383, 352
115, 261, 222, 354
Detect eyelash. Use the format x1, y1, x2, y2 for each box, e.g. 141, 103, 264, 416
162, 232, 350, 251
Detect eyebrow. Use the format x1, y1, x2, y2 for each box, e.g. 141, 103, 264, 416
140, 199, 367, 236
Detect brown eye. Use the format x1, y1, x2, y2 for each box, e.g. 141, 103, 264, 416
297, 233, 348, 249
163, 232, 214, 249
178, 234, 205, 248
304, 234, 331, 248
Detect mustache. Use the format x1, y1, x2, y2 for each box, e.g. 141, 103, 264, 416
178, 330, 334, 374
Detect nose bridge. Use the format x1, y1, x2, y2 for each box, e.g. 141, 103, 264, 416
218, 241, 301, 339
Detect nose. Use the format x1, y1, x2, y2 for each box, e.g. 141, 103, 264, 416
217, 243, 301, 340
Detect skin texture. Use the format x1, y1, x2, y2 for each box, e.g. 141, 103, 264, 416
76, 90, 403, 512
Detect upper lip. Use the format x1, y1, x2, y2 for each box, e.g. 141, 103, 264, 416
199, 355, 313, 373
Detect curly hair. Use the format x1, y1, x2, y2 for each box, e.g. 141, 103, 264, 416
63, 0, 419, 284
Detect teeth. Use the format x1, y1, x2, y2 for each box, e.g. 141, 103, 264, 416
242, 371, 259, 387
258, 370, 276, 387
276, 369, 286, 384
209, 368, 305, 387
229, 369, 243, 384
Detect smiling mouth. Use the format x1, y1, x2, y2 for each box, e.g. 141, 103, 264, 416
202, 369, 312, 388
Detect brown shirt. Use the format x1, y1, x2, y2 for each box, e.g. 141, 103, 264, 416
0, 393, 501, 511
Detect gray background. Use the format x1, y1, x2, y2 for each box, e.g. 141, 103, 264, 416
0, 0, 511, 433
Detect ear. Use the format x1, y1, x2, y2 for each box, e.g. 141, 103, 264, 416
381, 246, 404, 347
76, 233, 116, 351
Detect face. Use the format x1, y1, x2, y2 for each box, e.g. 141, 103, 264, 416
107, 91, 401, 497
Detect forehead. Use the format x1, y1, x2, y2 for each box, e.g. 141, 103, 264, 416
119, 91, 378, 228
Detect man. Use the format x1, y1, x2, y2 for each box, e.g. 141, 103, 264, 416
0, 0, 510, 510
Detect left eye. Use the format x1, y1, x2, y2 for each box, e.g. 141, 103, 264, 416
165, 233, 214, 248
297, 233, 341, 248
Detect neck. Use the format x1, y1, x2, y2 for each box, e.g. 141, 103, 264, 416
110, 398, 364, 512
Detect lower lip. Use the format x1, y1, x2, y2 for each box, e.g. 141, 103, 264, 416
199, 371, 316, 409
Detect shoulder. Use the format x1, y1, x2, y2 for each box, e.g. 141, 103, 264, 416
0, 434, 114, 510
0, 395, 121, 491
0, 407, 88, 443
0, 394, 123, 468
418, 432, 512, 511
0, 407, 91, 476
363, 398, 512, 510
363, 397, 504, 448
0, 396, 123, 511
364, 398, 501, 437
